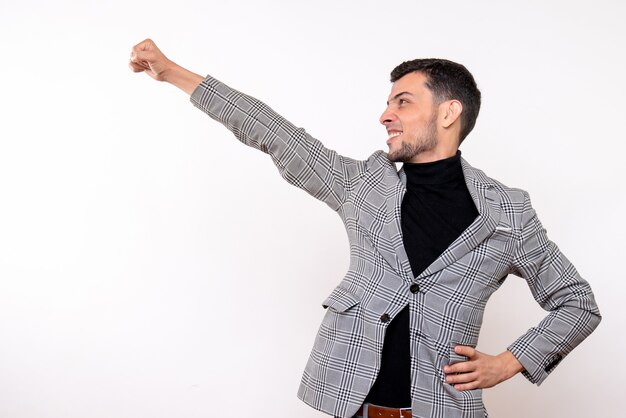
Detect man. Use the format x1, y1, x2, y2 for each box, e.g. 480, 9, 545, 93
129, 39, 601, 418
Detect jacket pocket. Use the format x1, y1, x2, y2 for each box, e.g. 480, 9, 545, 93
322, 286, 361, 312
489, 224, 514, 242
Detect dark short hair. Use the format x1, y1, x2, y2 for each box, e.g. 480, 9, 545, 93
390, 59, 481, 143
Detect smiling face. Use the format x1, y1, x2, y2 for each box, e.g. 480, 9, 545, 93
380, 72, 441, 163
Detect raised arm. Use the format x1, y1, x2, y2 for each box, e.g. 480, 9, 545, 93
128, 39, 367, 211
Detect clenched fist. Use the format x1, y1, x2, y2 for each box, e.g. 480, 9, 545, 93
129, 39, 203, 95
128, 39, 174, 81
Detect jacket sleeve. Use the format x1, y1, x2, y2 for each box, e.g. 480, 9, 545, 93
507, 191, 601, 385
190, 75, 365, 211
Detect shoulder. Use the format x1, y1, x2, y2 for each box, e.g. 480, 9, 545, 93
358, 150, 397, 176
461, 157, 529, 204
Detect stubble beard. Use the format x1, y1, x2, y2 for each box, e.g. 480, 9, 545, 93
388, 113, 438, 163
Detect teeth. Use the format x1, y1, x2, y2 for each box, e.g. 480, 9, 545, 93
388, 132, 402, 139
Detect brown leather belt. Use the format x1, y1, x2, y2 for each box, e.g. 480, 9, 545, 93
355, 404, 412, 418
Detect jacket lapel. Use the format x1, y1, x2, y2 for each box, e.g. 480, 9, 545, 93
355, 154, 413, 280
384, 167, 413, 279
414, 158, 501, 279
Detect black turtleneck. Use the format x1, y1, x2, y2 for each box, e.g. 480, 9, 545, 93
364, 151, 479, 407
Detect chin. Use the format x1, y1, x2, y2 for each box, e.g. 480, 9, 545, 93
388, 152, 405, 163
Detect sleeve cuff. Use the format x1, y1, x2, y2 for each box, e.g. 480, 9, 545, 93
189, 74, 220, 108
508, 334, 564, 386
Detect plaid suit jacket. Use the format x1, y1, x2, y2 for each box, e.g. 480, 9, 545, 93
191, 76, 601, 418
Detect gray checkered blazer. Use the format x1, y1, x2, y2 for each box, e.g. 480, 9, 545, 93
190, 75, 601, 418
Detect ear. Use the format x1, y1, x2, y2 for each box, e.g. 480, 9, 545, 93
440, 100, 463, 128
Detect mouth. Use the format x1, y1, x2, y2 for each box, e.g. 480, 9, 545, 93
386, 130, 402, 145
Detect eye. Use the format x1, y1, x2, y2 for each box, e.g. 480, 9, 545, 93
399, 99, 408, 105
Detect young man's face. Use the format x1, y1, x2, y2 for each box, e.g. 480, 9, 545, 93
380, 72, 439, 163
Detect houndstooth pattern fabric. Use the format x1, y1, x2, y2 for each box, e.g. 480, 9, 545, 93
190, 76, 601, 418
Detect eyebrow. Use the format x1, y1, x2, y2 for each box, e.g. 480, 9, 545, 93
387, 91, 414, 105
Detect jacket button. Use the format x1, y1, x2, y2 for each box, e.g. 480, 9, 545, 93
380, 313, 391, 323
410, 283, 420, 293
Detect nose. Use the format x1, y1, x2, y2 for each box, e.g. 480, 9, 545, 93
379, 107, 396, 125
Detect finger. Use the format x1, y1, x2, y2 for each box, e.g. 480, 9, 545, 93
454, 345, 476, 358
130, 49, 157, 65
444, 360, 475, 374
446, 371, 478, 385
132, 38, 155, 54
453, 381, 480, 391
128, 60, 148, 72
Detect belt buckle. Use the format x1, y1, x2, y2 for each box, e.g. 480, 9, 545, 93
398, 407, 411, 417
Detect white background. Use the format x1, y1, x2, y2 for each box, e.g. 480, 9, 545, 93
0, 0, 624, 417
